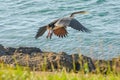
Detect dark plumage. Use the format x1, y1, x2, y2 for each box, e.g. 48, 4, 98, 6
35, 11, 91, 39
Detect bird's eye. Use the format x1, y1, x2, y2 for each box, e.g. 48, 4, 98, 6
49, 24, 54, 27
49, 24, 51, 26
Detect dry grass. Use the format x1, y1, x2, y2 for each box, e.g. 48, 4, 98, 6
0, 62, 120, 80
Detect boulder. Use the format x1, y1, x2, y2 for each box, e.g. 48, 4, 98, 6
0, 44, 42, 56
0, 49, 96, 72
0, 44, 6, 55
15, 47, 42, 54
2, 44, 119, 73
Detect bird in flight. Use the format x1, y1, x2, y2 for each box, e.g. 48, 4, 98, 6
35, 11, 91, 39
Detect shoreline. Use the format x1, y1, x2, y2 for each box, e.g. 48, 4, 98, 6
0, 44, 120, 74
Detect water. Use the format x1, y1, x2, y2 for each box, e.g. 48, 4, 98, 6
0, 0, 120, 59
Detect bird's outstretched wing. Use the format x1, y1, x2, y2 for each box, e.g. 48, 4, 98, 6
55, 17, 91, 32
35, 19, 58, 39
35, 26, 47, 39
69, 19, 91, 32
55, 17, 72, 27
53, 27, 68, 38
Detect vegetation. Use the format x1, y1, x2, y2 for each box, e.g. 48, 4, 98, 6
0, 63, 120, 80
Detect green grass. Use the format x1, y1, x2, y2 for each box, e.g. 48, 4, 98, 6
0, 63, 120, 80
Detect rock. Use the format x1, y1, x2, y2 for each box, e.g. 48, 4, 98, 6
0, 45, 42, 56
0, 44, 16, 55
5, 47, 16, 55
0, 44, 6, 55
83, 56, 96, 72
72, 54, 96, 73
15, 47, 42, 54
0, 50, 96, 72
0, 44, 4, 50
0, 44, 119, 73
93, 57, 120, 74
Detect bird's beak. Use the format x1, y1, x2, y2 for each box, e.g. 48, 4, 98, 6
79, 11, 89, 14
84, 11, 89, 14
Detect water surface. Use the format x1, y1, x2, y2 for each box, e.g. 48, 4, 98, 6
0, 0, 120, 59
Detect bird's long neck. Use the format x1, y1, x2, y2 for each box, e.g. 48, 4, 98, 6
70, 11, 87, 17
70, 12, 79, 17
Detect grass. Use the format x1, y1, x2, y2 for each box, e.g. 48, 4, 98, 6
0, 63, 120, 80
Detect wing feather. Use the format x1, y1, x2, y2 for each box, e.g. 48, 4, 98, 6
35, 26, 47, 39
55, 17, 72, 27
53, 27, 68, 38
69, 19, 91, 32
55, 17, 91, 33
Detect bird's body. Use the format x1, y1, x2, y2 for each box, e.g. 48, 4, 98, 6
35, 11, 91, 39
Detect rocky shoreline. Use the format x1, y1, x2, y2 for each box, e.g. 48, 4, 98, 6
0, 44, 120, 74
